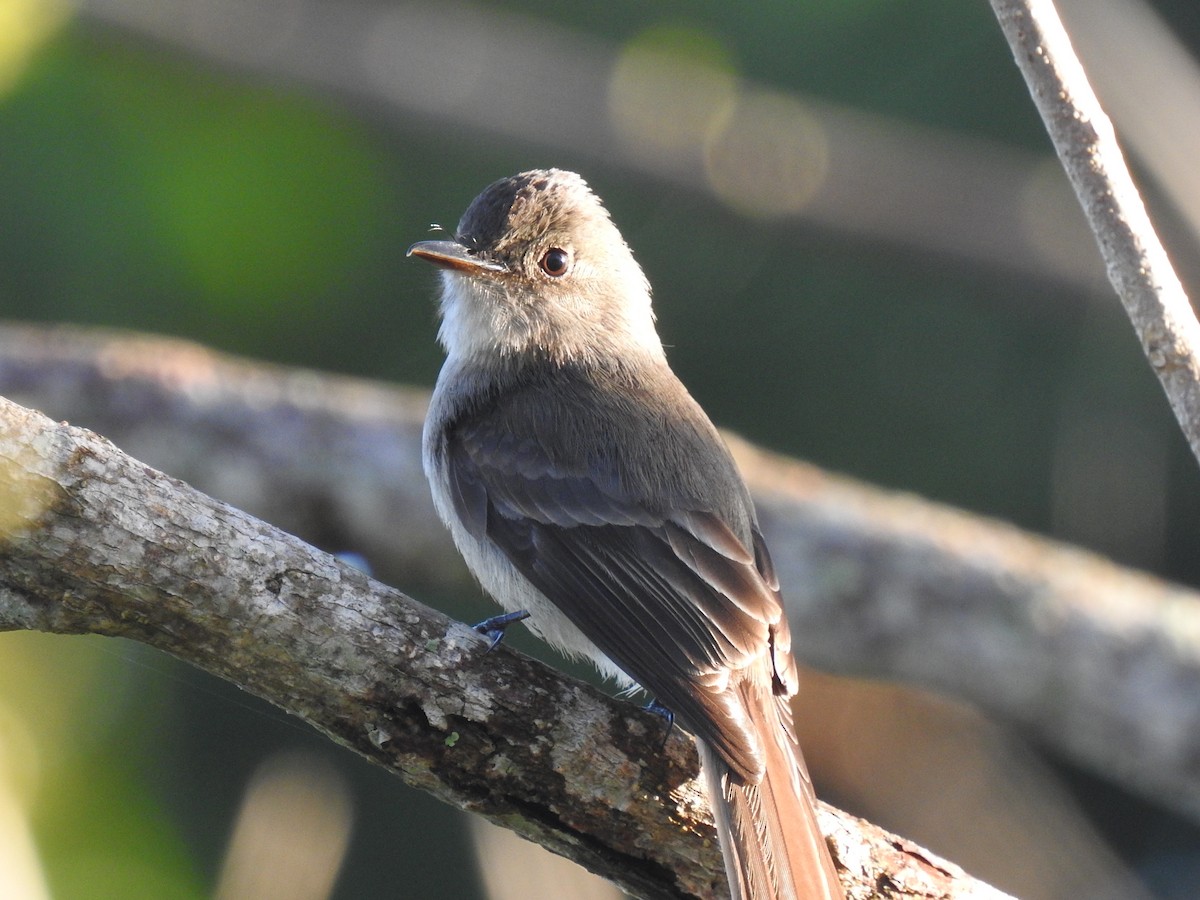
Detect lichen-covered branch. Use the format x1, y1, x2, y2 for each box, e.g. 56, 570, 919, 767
0, 388, 1005, 899
3, 324, 1200, 827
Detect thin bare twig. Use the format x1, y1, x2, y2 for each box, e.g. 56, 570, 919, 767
989, 0, 1200, 465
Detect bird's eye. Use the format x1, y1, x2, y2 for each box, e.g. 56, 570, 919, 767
539, 248, 570, 277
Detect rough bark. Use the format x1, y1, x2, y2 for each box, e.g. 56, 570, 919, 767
3, 324, 1200, 826
0, 376, 1006, 898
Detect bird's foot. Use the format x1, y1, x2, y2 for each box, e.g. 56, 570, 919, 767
645, 698, 675, 749
472, 610, 530, 652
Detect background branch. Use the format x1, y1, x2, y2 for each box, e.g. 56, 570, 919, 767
77, 0, 1104, 293
0, 385, 1007, 900
989, 0, 1200, 465
3, 324, 1200, 829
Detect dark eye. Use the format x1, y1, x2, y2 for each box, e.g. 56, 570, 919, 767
539, 248, 570, 277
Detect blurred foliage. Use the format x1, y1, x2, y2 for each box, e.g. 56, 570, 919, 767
2, 1, 1200, 898
0, 27, 407, 370
3, 633, 204, 899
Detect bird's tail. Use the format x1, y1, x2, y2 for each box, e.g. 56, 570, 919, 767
701, 693, 843, 900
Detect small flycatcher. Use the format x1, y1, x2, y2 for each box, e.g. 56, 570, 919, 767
410, 170, 843, 900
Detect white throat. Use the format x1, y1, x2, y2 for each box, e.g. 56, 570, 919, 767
436, 269, 666, 367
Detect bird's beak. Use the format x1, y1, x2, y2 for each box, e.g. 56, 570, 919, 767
406, 240, 507, 276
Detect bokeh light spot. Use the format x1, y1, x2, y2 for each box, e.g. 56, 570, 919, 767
0, 0, 70, 96
608, 24, 738, 166
703, 91, 829, 219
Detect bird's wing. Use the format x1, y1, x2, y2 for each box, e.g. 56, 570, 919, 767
442, 379, 793, 780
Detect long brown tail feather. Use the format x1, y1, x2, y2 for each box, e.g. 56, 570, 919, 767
700, 691, 843, 899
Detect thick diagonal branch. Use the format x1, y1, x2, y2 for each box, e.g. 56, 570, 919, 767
0, 392, 1004, 899
4, 325, 1200, 826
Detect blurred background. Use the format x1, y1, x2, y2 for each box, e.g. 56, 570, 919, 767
2, 0, 1200, 897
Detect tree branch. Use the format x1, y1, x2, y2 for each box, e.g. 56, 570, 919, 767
3, 324, 1200, 827
0, 379, 1005, 898
989, 0, 1200, 465
77, 0, 1104, 291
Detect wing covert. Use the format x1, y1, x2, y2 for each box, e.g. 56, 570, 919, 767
441, 391, 791, 780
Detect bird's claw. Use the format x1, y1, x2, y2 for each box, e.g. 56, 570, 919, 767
645, 698, 675, 749
472, 610, 531, 652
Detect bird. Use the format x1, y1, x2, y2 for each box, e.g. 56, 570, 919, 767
409, 169, 844, 900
